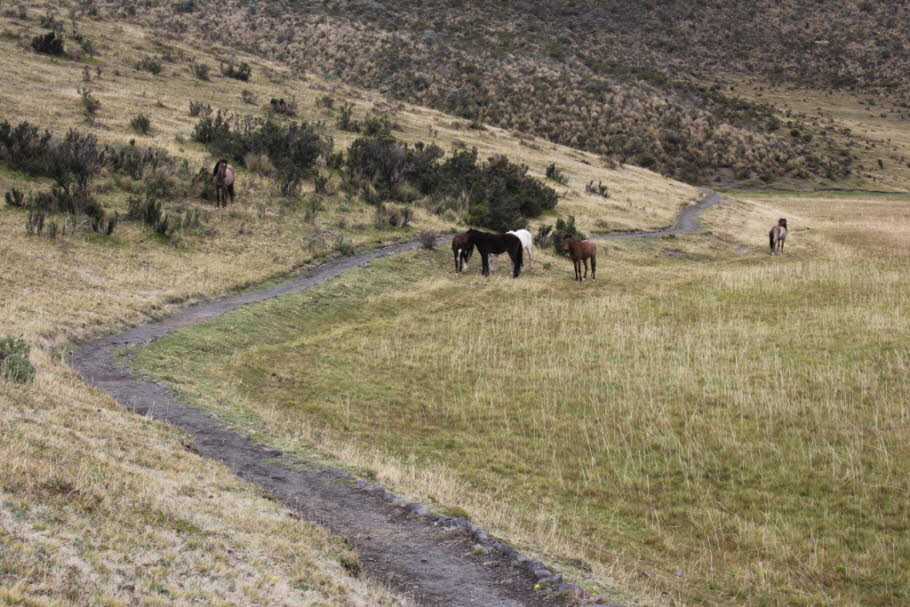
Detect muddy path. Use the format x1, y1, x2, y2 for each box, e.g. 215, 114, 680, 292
71, 191, 723, 607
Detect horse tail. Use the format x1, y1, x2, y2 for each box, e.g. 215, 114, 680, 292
769, 228, 775, 250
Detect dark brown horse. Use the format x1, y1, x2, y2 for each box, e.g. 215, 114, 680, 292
212, 159, 235, 208
769, 217, 787, 255
465, 229, 523, 278
564, 235, 596, 281
451, 231, 475, 273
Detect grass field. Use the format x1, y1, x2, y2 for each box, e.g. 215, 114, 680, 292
0, 3, 701, 604
136, 191, 910, 606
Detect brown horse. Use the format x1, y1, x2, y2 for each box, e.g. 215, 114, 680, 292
465, 229, 523, 278
564, 235, 596, 281
212, 159, 235, 208
451, 231, 475, 273
769, 217, 787, 255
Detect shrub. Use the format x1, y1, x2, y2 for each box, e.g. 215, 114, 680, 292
136, 56, 163, 75
419, 230, 436, 249
549, 215, 586, 256
545, 162, 569, 185
0, 336, 35, 384
241, 89, 257, 105
78, 87, 101, 120
188, 101, 212, 117
190, 61, 209, 80
269, 97, 296, 116
316, 95, 334, 109
373, 203, 413, 228
4, 188, 26, 208
585, 180, 609, 198
31, 30, 64, 55
314, 172, 329, 194
130, 114, 151, 135
337, 102, 356, 131
220, 59, 251, 81
243, 152, 273, 176
25, 209, 45, 235
192, 112, 331, 198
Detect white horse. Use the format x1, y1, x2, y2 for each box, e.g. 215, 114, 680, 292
506, 229, 534, 268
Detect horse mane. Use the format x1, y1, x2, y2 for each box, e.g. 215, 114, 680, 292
213, 159, 225, 178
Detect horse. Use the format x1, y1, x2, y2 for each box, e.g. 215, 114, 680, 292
564, 235, 596, 281
451, 231, 475, 273
506, 228, 534, 268
464, 229, 523, 278
769, 217, 787, 255
212, 159, 235, 208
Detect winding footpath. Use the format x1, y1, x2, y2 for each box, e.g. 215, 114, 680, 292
71, 190, 723, 607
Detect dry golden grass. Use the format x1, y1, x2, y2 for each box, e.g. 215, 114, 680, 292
136, 191, 910, 606
729, 76, 910, 191
0, 4, 698, 605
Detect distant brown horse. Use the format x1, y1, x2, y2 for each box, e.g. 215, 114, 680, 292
212, 159, 235, 208
451, 231, 475, 273
769, 217, 787, 255
564, 235, 596, 281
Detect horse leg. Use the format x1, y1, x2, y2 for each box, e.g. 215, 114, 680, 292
454, 249, 460, 273
228, 184, 235, 206
510, 247, 522, 278
582, 258, 589, 281
573, 259, 580, 281
591, 255, 596, 280
481, 252, 489, 276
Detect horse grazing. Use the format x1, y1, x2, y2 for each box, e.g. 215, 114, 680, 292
564, 235, 597, 281
465, 229, 523, 278
451, 231, 475, 273
212, 159, 235, 208
769, 217, 787, 255
506, 229, 534, 268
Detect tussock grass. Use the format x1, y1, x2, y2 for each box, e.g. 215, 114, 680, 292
137, 193, 910, 605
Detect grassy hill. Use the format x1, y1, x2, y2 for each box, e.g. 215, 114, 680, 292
119, 0, 870, 185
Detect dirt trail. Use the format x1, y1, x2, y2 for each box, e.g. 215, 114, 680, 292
71, 192, 723, 607
601, 189, 722, 240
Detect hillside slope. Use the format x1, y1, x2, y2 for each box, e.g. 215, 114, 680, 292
122, 0, 866, 184
0, 2, 696, 604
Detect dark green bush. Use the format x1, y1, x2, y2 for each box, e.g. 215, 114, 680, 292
549, 215, 586, 256
130, 114, 151, 135
545, 162, 569, 185
4, 188, 26, 208
192, 112, 331, 198
31, 31, 64, 56
136, 56, 163, 75
0, 336, 35, 384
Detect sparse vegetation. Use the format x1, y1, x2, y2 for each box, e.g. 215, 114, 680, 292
130, 113, 151, 135
135, 56, 163, 75
0, 336, 35, 384
220, 57, 251, 81
30, 30, 64, 56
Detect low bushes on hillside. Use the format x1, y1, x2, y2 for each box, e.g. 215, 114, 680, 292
344, 134, 558, 231
192, 112, 331, 197
0, 121, 183, 237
